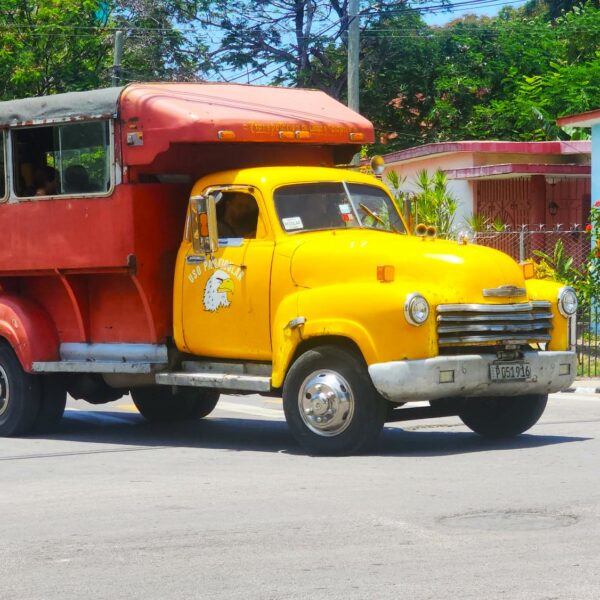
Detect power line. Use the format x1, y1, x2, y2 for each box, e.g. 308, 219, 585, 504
0, 0, 526, 34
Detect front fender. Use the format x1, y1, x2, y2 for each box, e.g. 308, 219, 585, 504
525, 279, 569, 350
271, 292, 304, 388
0, 294, 59, 371
271, 283, 437, 388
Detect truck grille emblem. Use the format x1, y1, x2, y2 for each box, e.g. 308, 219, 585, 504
482, 285, 526, 298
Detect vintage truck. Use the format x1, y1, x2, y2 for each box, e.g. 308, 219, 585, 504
0, 83, 577, 454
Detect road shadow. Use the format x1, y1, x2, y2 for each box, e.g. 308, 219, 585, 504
375, 426, 592, 457
24, 409, 593, 458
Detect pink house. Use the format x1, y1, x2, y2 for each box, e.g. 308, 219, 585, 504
382, 141, 591, 229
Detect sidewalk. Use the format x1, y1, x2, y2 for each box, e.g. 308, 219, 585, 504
562, 378, 600, 395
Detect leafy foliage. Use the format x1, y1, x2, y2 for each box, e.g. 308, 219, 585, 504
362, 2, 600, 151
533, 239, 578, 281
1, 0, 599, 151
387, 169, 457, 238
0, 0, 211, 100
111, 1, 211, 83
196, 1, 435, 98
533, 202, 600, 310
0, 0, 111, 98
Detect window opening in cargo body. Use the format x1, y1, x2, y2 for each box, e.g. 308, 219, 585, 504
274, 182, 406, 234
12, 121, 111, 198
0, 132, 5, 202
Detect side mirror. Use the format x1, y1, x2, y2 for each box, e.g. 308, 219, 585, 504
190, 194, 218, 255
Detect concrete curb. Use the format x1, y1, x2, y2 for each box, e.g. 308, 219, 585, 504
560, 386, 600, 395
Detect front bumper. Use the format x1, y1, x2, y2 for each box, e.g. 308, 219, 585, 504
368, 350, 576, 403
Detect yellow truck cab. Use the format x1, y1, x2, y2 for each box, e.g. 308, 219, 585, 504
0, 83, 577, 455
166, 164, 576, 454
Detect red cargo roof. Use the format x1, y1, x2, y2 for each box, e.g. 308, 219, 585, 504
119, 82, 374, 165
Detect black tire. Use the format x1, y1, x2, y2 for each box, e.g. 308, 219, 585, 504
131, 386, 220, 422
459, 394, 548, 438
283, 345, 387, 455
33, 375, 67, 433
0, 343, 41, 436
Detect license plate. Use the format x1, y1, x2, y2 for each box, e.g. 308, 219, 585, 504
489, 362, 531, 382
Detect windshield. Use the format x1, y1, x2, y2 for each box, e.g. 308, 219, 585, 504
274, 182, 406, 234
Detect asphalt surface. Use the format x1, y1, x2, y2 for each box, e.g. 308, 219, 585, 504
1, 391, 599, 600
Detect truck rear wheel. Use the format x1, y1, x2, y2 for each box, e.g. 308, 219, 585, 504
131, 386, 220, 422
459, 394, 548, 438
283, 346, 387, 455
0, 343, 41, 436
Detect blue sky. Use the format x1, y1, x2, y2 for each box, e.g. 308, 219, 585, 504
424, 0, 526, 25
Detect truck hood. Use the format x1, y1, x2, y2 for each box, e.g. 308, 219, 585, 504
286, 230, 527, 304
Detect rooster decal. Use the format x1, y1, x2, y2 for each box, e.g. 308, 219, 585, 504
203, 269, 235, 312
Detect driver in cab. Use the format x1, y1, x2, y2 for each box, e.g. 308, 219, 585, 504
217, 192, 258, 238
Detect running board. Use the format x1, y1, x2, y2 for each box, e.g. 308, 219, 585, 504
32, 343, 168, 374
32, 361, 155, 374
155, 372, 271, 392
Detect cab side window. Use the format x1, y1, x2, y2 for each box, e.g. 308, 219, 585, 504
12, 121, 110, 198
0, 132, 6, 201
216, 192, 259, 239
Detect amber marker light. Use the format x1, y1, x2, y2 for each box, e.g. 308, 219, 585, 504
295, 130, 311, 140
199, 213, 209, 237
349, 132, 365, 141
521, 261, 535, 279
217, 130, 236, 140
377, 265, 395, 283
278, 131, 295, 140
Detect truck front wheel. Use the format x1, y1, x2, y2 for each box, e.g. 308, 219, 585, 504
459, 394, 548, 438
0, 343, 41, 436
131, 387, 220, 422
283, 346, 387, 455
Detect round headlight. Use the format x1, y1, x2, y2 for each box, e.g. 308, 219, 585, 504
558, 286, 578, 317
405, 293, 430, 326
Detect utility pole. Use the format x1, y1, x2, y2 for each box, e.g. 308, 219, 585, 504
347, 0, 360, 114
112, 30, 124, 87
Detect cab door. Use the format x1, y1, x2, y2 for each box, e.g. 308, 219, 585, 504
180, 188, 274, 361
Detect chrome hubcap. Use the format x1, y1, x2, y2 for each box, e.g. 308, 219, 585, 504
0, 365, 9, 418
298, 370, 355, 437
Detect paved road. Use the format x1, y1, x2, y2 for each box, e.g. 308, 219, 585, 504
1, 392, 599, 600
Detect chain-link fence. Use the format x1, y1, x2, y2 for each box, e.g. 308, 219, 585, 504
473, 226, 597, 378
577, 303, 599, 378
473, 226, 589, 266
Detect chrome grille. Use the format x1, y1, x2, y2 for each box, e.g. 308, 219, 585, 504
436, 301, 553, 346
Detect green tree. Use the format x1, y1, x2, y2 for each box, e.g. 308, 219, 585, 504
0, 0, 213, 100
111, 0, 211, 83
194, 1, 440, 98
359, 2, 600, 150
0, 0, 112, 99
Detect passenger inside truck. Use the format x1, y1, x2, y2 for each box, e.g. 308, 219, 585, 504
33, 165, 58, 196
216, 192, 259, 238
63, 164, 95, 193
12, 121, 110, 198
